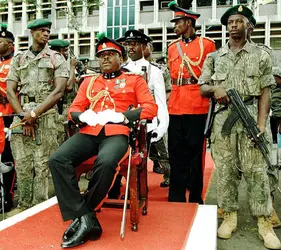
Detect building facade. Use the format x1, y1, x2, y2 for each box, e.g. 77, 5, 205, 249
0, 0, 280, 59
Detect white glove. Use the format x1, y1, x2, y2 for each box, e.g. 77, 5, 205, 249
150, 128, 164, 143
79, 109, 99, 126
97, 109, 124, 126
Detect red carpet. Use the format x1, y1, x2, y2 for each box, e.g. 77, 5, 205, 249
0, 153, 214, 250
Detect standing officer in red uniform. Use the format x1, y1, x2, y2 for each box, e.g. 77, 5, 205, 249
167, 1, 216, 204
49, 34, 157, 248
0, 24, 16, 213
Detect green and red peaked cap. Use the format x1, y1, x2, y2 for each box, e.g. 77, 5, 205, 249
168, 1, 200, 22
0, 24, 14, 42
95, 32, 125, 57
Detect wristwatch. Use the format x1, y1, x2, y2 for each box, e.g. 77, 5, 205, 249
30, 110, 37, 118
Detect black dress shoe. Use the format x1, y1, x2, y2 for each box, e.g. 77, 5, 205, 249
160, 181, 170, 188
62, 218, 80, 242
61, 212, 102, 248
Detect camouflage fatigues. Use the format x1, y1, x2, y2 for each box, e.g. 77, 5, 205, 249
7, 45, 69, 208
250, 42, 279, 193
199, 41, 275, 216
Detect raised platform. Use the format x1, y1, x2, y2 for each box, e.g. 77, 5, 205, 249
0, 153, 217, 250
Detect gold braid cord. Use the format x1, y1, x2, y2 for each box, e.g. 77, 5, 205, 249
86, 74, 116, 111
180, 37, 204, 81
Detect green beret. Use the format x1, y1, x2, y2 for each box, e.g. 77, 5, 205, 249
221, 5, 253, 26
49, 39, 70, 49
78, 57, 89, 63
27, 18, 52, 30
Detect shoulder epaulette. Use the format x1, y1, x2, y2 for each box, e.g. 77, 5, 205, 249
150, 61, 161, 69
168, 38, 181, 47
202, 37, 215, 43
14, 51, 24, 57
256, 43, 272, 55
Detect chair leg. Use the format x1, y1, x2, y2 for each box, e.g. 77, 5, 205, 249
139, 158, 148, 216
129, 163, 139, 232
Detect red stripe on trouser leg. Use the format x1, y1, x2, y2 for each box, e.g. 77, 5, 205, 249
94, 146, 130, 211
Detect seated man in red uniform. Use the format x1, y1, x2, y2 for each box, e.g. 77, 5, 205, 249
49, 33, 158, 248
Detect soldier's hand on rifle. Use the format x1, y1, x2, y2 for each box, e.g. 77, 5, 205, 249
22, 110, 37, 125
213, 86, 229, 105
257, 124, 266, 138
22, 124, 36, 139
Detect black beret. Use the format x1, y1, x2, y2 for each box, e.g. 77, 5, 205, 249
0, 24, 14, 42
221, 5, 253, 26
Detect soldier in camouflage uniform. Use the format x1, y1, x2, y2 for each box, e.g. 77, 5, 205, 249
6, 19, 69, 209
144, 40, 171, 187
49, 39, 78, 145
247, 15, 281, 228
199, 5, 281, 249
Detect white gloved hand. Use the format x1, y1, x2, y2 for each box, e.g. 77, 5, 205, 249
97, 109, 124, 126
150, 128, 164, 143
79, 109, 99, 126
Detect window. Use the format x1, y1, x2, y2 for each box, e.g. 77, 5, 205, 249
107, 7, 113, 26
159, 0, 170, 9
42, 10, 51, 19
140, 1, 154, 11
114, 7, 120, 26
18, 36, 29, 51
14, 12, 22, 22
122, 6, 127, 25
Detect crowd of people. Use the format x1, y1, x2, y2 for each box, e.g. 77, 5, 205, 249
0, 1, 280, 249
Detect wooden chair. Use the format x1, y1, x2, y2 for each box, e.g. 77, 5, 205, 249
66, 120, 149, 232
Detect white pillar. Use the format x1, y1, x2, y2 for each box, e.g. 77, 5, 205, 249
36, 0, 42, 19
154, 0, 159, 24
278, 0, 281, 16
51, 0, 56, 30
82, 0, 87, 30
99, 2, 107, 32
192, 0, 197, 12
222, 24, 226, 46
90, 31, 96, 59
8, 1, 13, 32
74, 31, 79, 57
265, 16, 271, 47
212, 0, 217, 21
135, 0, 140, 28
233, 0, 238, 6
22, 1, 27, 33
162, 22, 167, 56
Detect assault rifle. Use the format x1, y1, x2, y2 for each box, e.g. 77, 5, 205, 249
227, 89, 271, 168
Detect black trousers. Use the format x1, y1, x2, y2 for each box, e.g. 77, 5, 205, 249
168, 114, 206, 204
1, 117, 15, 204
49, 130, 129, 221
